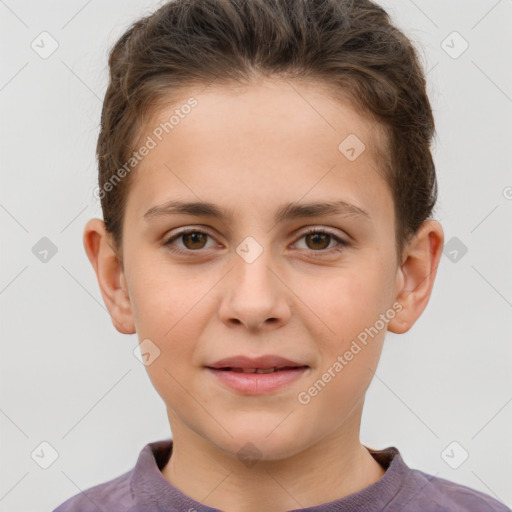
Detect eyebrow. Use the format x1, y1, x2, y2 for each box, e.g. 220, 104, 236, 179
143, 199, 371, 224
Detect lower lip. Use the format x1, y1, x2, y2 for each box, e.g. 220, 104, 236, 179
205, 367, 309, 395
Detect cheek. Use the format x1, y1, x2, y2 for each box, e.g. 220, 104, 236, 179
297, 285, 387, 420
128, 256, 210, 339
301, 260, 391, 332
297, 258, 392, 375
128, 260, 218, 374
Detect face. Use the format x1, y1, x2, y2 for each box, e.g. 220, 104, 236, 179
117, 78, 403, 461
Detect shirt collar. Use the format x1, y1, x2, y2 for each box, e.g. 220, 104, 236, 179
130, 438, 407, 511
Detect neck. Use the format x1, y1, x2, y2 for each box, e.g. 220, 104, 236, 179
161, 409, 386, 512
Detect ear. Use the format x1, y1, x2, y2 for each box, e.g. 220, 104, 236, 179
387, 220, 444, 334
83, 218, 136, 334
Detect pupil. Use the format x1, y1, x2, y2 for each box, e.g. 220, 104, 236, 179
307, 233, 329, 250
184, 232, 206, 249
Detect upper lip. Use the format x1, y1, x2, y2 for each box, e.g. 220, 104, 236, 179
205, 355, 309, 370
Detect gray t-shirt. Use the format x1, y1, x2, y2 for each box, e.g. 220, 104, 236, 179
53, 439, 510, 512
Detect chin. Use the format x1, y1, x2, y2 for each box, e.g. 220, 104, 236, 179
211, 424, 306, 464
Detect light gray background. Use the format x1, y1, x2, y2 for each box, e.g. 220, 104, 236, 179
1, 0, 511, 510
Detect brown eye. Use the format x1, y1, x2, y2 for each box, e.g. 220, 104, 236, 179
164, 229, 215, 253
304, 232, 331, 250
294, 228, 347, 255
164, 227, 347, 257
181, 231, 208, 250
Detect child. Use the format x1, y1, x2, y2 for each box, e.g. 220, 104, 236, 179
54, 0, 510, 510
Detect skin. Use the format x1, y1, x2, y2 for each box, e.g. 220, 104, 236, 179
84, 77, 444, 512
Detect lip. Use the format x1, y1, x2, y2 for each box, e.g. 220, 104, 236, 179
204, 354, 310, 395
206, 354, 307, 370
206, 366, 309, 395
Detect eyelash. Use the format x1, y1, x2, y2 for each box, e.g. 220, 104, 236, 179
162, 227, 348, 257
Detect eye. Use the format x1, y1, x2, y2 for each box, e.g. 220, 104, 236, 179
293, 228, 348, 255
163, 227, 348, 256
163, 228, 217, 253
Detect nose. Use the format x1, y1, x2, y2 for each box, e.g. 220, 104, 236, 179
218, 242, 292, 333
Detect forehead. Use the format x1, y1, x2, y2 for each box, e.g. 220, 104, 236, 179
141, 77, 387, 166
127, 77, 392, 223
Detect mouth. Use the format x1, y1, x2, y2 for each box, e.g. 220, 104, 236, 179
206, 366, 309, 374
205, 364, 310, 394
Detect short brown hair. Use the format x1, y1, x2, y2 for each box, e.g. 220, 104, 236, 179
96, 0, 437, 262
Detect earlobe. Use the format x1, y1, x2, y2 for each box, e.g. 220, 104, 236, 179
387, 220, 444, 335
83, 218, 136, 335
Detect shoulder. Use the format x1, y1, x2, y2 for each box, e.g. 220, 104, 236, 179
52, 439, 173, 512
52, 469, 134, 512
392, 466, 510, 512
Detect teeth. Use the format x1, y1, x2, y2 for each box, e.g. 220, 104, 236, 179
218, 366, 305, 373
230, 367, 278, 373
256, 367, 277, 374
